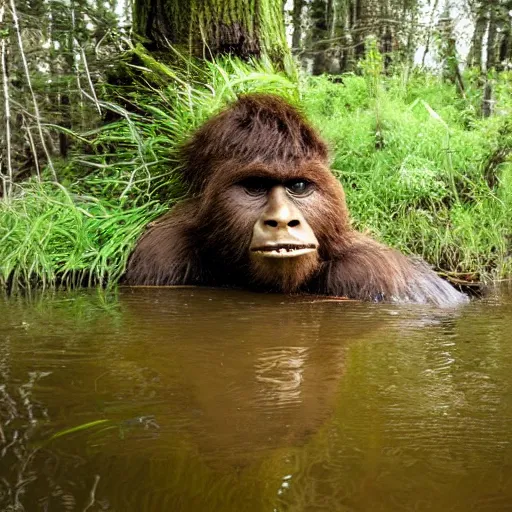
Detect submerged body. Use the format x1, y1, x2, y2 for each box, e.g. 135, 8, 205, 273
125, 94, 467, 307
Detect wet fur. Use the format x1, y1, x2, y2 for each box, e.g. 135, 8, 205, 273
125, 94, 467, 307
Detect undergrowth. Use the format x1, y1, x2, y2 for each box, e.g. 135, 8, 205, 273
303, 69, 512, 278
0, 55, 299, 290
0, 183, 165, 290
1, 50, 512, 290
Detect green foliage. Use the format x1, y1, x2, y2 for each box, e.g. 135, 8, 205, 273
0, 182, 165, 291
2, 55, 512, 290
1, 55, 298, 290
358, 36, 384, 99
70, 51, 298, 204
303, 72, 512, 277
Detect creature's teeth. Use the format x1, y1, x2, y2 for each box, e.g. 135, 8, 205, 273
253, 245, 314, 254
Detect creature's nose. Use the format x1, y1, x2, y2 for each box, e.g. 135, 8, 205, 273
263, 218, 301, 229
261, 188, 301, 230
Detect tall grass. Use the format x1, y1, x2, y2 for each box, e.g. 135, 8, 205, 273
0, 183, 165, 290
0, 56, 298, 290
1, 52, 511, 290
303, 69, 512, 279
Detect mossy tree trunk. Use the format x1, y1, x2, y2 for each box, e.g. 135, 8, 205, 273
133, 0, 291, 70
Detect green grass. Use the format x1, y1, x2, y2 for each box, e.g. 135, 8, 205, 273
1, 56, 298, 290
303, 70, 512, 278
0, 183, 165, 290
66, 50, 299, 204
1, 53, 512, 290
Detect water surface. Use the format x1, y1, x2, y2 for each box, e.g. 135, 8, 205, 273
1, 287, 512, 511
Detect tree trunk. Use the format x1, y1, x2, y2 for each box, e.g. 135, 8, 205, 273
468, 2, 488, 69
437, 9, 465, 97
300, 0, 353, 74
307, 0, 330, 74
327, 0, 348, 73
291, 0, 305, 52
497, 27, 510, 71
486, 0, 498, 71
481, 1, 499, 118
342, 0, 355, 71
378, 0, 393, 72
495, 2, 511, 71
482, 79, 493, 117
133, 0, 291, 70
353, 0, 380, 60
293, 0, 419, 73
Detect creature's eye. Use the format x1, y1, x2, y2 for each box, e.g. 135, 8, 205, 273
240, 178, 270, 196
286, 180, 313, 197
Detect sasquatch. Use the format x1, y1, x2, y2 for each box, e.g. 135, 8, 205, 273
125, 94, 467, 307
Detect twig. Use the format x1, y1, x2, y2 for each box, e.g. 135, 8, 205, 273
83, 474, 100, 512
80, 47, 101, 114
0, 1, 12, 197
9, 0, 56, 180
23, 116, 41, 180
422, 0, 440, 67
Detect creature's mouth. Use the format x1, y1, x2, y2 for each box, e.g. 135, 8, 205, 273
250, 243, 318, 258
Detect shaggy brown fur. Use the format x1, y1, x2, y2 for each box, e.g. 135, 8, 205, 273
125, 94, 467, 307
180, 94, 330, 193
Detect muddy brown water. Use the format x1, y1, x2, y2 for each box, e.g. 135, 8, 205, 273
1, 287, 512, 511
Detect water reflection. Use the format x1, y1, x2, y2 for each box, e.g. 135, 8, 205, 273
117, 289, 380, 464
0, 288, 511, 511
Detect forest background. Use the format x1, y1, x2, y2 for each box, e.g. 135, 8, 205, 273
0, 0, 511, 291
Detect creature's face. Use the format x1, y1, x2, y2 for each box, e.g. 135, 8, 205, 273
199, 160, 349, 292
248, 180, 318, 258
245, 177, 320, 293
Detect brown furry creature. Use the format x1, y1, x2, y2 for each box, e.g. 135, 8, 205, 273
125, 94, 467, 307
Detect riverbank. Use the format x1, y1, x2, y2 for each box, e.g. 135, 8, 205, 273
1, 59, 511, 290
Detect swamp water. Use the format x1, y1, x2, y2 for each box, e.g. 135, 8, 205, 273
1, 287, 512, 511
